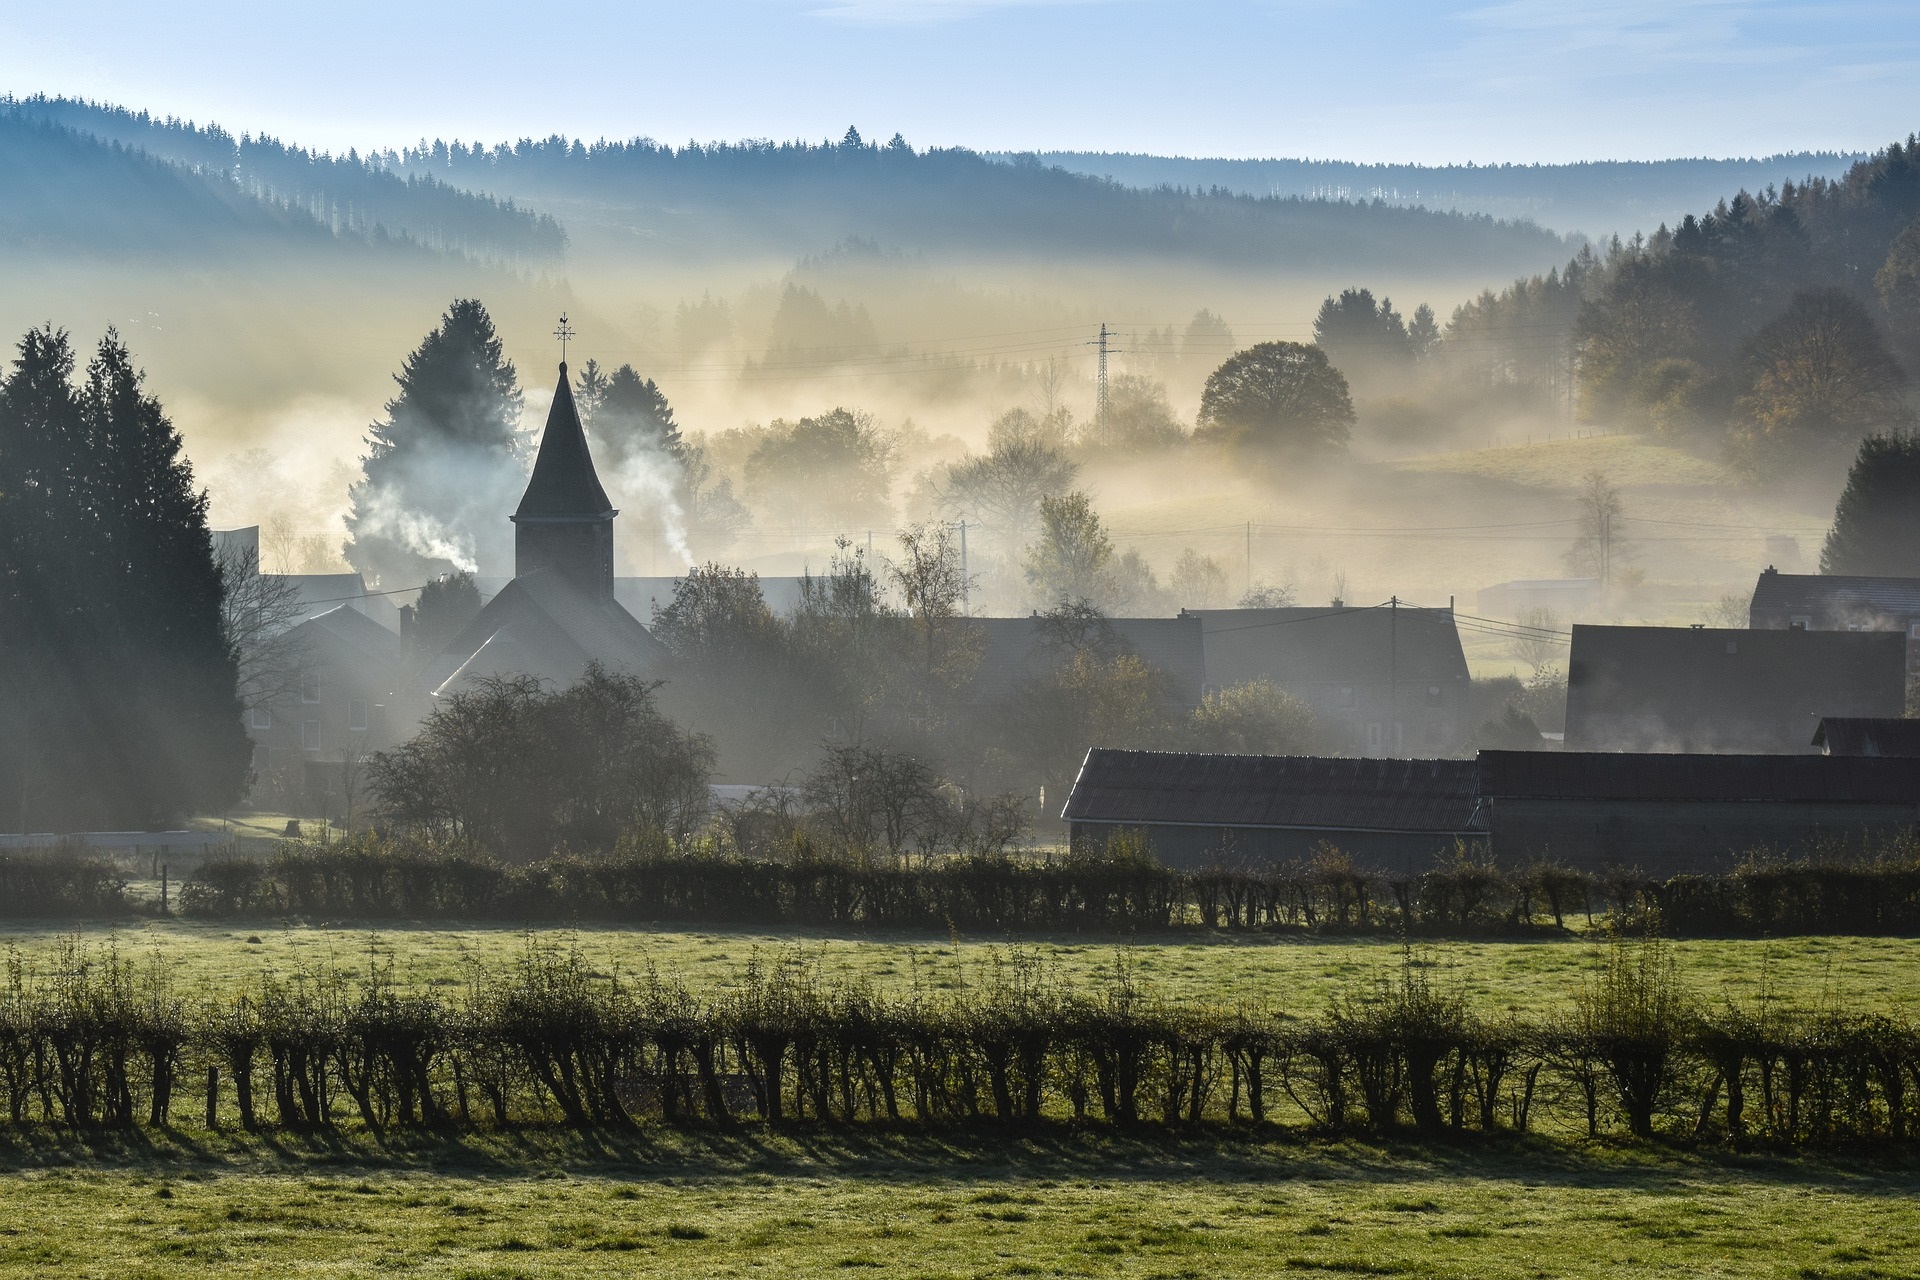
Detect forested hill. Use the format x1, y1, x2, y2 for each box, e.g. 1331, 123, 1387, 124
1011, 151, 1868, 239
0, 96, 564, 264
388, 131, 1570, 273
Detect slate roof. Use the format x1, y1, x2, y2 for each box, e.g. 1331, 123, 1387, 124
1186, 606, 1469, 689
960, 615, 1207, 707
515, 363, 614, 520
1749, 571, 1920, 623
1061, 748, 1484, 833
1479, 749, 1920, 804
304, 604, 403, 670
1564, 624, 1906, 753
422, 568, 667, 697
1812, 718, 1920, 757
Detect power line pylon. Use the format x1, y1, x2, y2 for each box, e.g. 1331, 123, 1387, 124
1087, 323, 1124, 429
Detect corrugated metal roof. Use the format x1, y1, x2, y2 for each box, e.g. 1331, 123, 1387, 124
1061, 748, 1483, 833
1187, 606, 1469, 689
1565, 624, 1905, 753
1750, 571, 1920, 618
1479, 749, 1920, 802
1812, 718, 1920, 757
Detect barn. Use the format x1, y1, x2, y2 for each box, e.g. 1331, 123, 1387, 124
1060, 747, 1484, 870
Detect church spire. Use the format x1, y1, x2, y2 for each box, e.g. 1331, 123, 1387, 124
511, 342, 618, 597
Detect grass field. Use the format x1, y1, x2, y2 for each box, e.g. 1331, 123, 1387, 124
0, 1128, 1914, 1278
8, 918, 1917, 1016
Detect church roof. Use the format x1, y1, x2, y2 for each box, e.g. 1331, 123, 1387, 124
515, 362, 614, 520
421, 568, 668, 697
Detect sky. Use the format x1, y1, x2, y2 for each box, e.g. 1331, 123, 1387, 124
1, 0, 1914, 164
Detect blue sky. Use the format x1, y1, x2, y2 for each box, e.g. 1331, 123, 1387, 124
2, 0, 1913, 163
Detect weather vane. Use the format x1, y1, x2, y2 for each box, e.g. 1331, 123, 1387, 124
553, 313, 574, 364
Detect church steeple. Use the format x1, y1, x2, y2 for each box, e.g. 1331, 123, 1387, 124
512, 359, 618, 597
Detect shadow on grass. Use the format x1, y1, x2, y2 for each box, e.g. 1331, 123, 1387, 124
0, 1121, 1915, 1202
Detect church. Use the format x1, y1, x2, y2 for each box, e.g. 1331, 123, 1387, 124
417, 358, 668, 696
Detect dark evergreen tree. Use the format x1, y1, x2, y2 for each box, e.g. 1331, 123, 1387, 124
1312, 287, 1412, 390
1821, 432, 1920, 576
408, 570, 483, 661
583, 362, 683, 468
344, 299, 524, 587
0, 326, 249, 828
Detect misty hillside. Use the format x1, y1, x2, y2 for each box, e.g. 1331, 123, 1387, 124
0, 96, 564, 264
1012, 151, 1869, 238
388, 131, 1570, 274
0, 112, 360, 257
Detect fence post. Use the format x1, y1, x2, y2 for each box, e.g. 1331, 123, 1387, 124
160, 863, 169, 916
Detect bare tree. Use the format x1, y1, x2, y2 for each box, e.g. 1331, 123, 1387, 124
217, 544, 313, 718
890, 523, 981, 696
261, 513, 300, 575
1506, 607, 1568, 674
1566, 471, 1632, 587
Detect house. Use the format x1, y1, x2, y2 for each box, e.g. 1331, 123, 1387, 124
1060, 747, 1484, 869
213, 526, 403, 633
958, 614, 1207, 710
1749, 567, 1920, 677
247, 604, 406, 815
1185, 604, 1471, 756
1479, 749, 1920, 873
418, 360, 669, 697
1812, 717, 1920, 757
1564, 624, 1906, 753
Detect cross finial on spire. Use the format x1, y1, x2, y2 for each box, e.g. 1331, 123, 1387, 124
553, 313, 575, 365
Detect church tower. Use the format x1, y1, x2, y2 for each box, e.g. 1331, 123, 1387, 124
512, 360, 617, 598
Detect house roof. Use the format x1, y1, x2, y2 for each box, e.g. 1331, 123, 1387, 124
1061, 748, 1484, 834
303, 604, 404, 670
1479, 749, 1920, 804
1186, 605, 1469, 689
423, 568, 667, 696
1812, 717, 1920, 757
1749, 570, 1920, 621
1564, 624, 1906, 753
514, 363, 614, 520
960, 615, 1207, 707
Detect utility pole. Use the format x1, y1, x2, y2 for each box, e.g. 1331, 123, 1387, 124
958, 520, 970, 614
1087, 323, 1123, 430
1388, 596, 1399, 757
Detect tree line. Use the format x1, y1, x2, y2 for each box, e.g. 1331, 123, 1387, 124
0, 932, 1913, 1147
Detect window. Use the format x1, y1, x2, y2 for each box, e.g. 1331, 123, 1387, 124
1909, 623, 1920, 640
300, 676, 321, 704
1338, 686, 1355, 707
300, 720, 321, 751
249, 707, 271, 731
1364, 722, 1382, 751
1789, 616, 1812, 630
348, 700, 369, 731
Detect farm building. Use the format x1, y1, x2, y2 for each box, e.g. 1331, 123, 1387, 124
418, 361, 669, 698
1478, 749, 1920, 873
246, 603, 407, 814
1060, 747, 1484, 870
1564, 624, 1906, 753
1184, 604, 1471, 755
1812, 717, 1920, 757
1749, 569, 1920, 678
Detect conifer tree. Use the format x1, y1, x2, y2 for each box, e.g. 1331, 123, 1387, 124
1821, 432, 1920, 575
0, 326, 249, 827
583, 362, 683, 468
345, 299, 523, 587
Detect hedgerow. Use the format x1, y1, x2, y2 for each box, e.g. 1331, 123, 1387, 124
0, 933, 1913, 1148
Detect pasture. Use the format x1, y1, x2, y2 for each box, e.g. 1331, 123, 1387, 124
7, 917, 1915, 1016
0, 1129, 1917, 1279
